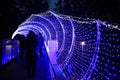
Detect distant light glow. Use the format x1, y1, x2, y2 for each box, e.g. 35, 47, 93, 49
81, 41, 85, 46
2, 39, 19, 65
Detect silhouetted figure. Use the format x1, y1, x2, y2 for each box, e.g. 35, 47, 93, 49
39, 33, 44, 57
26, 31, 38, 78
14, 34, 26, 58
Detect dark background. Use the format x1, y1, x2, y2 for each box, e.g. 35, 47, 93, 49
0, 0, 120, 40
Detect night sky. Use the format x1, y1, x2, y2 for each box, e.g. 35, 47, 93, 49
0, 0, 120, 40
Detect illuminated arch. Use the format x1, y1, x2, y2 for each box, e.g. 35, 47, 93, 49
12, 11, 120, 79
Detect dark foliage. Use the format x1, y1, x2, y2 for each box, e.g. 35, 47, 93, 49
56, 0, 120, 24
0, 0, 48, 40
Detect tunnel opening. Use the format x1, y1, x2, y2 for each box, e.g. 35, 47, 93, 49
12, 11, 120, 80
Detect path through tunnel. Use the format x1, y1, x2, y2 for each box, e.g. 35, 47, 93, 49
12, 11, 120, 80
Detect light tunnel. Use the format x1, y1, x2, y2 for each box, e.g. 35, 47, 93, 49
12, 11, 120, 80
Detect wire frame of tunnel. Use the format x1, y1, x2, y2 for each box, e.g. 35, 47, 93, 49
12, 11, 120, 80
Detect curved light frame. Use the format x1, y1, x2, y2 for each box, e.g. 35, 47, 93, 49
12, 11, 120, 79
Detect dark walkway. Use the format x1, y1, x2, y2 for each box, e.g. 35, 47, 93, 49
0, 48, 51, 80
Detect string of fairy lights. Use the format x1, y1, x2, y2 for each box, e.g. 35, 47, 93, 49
12, 11, 120, 80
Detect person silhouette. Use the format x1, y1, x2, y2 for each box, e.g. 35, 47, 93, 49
26, 31, 38, 78
39, 33, 44, 57
14, 34, 26, 58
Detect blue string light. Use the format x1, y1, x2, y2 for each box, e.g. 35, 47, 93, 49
12, 11, 120, 80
